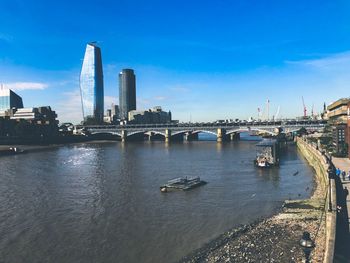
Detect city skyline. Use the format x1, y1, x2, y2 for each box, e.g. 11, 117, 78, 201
1, 1, 350, 123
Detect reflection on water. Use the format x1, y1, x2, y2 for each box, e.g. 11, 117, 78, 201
0, 140, 314, 263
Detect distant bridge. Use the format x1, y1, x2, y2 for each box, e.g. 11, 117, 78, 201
78, 121, 325, 142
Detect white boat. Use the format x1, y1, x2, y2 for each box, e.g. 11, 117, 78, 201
256, 158, 271, 168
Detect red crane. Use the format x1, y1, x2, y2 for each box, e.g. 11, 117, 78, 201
302, 96, 307, 118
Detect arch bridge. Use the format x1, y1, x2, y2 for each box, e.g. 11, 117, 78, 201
79, 122, 325, 142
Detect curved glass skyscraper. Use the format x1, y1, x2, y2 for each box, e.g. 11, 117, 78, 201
119, 69, 136, 120
80, 43, 104, 122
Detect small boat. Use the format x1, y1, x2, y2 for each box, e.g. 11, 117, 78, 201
9, 147, 26, 154
160, 176, 206, 192
255, 157, 271, 168
0, 147, 26, 156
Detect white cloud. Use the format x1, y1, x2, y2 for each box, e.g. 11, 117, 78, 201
0, 33, 13, 42
169, 86, 190, 93
285, 51, 350, 70
154, 96, 167, 101
56, 90, 83, 124
3, 82, 48, 91
56, 93, 119, 123
104, 96, 118, 109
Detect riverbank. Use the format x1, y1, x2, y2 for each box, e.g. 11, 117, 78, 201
180, 141, 327, 263
0, 140, 116, 156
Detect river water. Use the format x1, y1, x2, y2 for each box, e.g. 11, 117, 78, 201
0, 138, 315, 263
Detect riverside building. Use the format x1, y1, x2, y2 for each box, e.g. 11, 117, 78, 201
128, 106, 172, 124
0, 88, 23, 112
80, 42, 104, 123
327, 98, 350, 156
119, 69, 136, 120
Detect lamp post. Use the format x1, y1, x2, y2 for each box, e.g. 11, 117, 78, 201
299, 231, 315, 263
327, 165, 333, 212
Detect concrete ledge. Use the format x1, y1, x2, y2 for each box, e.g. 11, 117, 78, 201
296, 137, 337, 263
324, 180, 337, 263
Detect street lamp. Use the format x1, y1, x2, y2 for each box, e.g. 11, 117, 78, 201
299, 231, 315, 263
327, 166, 333, 212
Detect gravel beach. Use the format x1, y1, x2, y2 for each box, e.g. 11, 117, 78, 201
180, 177, 326, 263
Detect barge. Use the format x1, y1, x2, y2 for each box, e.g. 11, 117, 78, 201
160, 177, 206, 192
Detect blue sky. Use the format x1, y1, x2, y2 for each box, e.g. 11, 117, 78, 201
1, 0, 350, 123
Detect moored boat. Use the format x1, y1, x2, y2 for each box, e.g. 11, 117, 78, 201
255, 139, 279, 168
160, 176, 206, 192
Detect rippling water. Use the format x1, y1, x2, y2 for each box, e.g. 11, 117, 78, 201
0, 139, 314, 263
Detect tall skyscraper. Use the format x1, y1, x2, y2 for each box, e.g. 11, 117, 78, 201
80, 42, 104, 122
0, 88, 23, 111
119, 69, 136, 120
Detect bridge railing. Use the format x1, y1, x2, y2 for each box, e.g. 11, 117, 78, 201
79, 121, 326, 130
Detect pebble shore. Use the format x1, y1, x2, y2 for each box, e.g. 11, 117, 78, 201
180, 178, 326, 263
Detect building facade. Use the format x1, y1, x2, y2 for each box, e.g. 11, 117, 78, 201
347, 102, 350, 159
11, 106, 58, 124
128, 106, 171, 124
327, 98, 350, 156
111, 103, 119, 120
80, 43, 104, 122
0, 88, 23, 111
119, 69, 136, 120
326, 98, 350, 124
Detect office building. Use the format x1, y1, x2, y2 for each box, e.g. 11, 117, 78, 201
111, 103, 119, 120
0, 88, 23, 111
11, 106, 58, 124
80, 42, 104, 122
119, 69, 136, 120
128, 106, 171, 124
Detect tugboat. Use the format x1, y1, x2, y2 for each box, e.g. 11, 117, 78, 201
160, 177, 206, 192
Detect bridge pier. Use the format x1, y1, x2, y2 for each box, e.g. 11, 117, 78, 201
165, 129, 171, 143
148, 132, 154, 141
185, 132, 198, 141
230, 132, 240, 141
217, 128, 226, 142
121, 130, 127, 142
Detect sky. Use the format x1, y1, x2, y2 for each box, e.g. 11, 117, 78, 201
0, 0, 350, 123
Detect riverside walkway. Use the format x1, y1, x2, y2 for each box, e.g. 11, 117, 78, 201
331, 157, 350, 262
332, 158, 350, 230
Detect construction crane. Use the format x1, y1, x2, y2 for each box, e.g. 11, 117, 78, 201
302, 96, 307, 118
274, 106, 280, 120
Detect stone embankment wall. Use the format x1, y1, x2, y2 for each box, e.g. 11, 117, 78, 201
296, 137, 337, 263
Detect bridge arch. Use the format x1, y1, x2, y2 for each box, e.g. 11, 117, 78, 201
226, 128, 277, 136
191, 130, 218, 136
126, 130, 168, 137
89, 131, 122, 136
171, 130, 192, 137
127, 131, 146, 137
